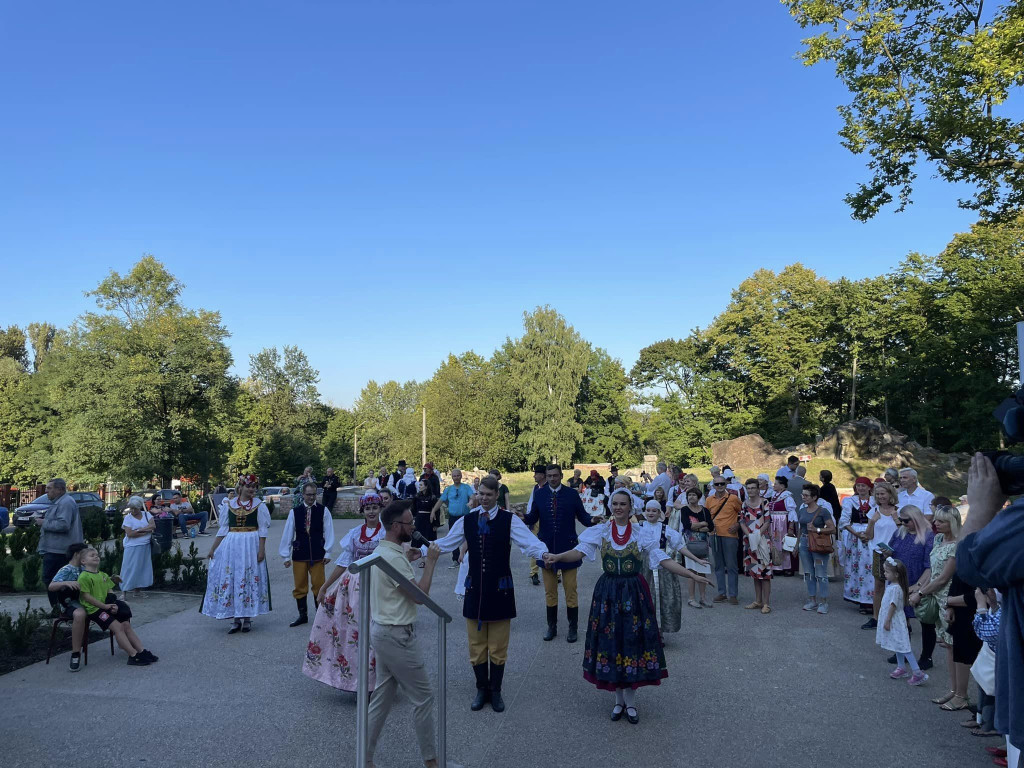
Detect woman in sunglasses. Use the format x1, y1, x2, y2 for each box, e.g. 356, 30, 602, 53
887, 504, 935, 668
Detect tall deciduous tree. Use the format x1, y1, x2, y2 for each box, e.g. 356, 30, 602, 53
576, 348, 642, 465
783, 0, 1024, 220
505, 307, 591, 465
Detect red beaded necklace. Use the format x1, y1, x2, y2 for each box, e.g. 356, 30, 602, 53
611, 520, 632, 546
359, 523, 380, 543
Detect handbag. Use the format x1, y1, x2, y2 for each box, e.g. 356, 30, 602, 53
686, 536, 709, 560
807, 511, 834, 554
915, 593, 940, 625
971, 643, 996, 696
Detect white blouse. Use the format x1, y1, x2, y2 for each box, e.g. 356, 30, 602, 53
216, 499, 271, 537
334, 523, 385, 567
122, 511, 153, 548
574, 521, 670, 571
839, 496, 876, 529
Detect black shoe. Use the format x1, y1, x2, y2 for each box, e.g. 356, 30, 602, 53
69, 654, 81, 673
290, 598, 308, 627
861, 618, 878, 630
566, 607, 579, 644
139, 649, 159, 663
531, 573, 540, 586
919, 657, 933, 670
241, 620, 251, 633
489, 662, 505, 713
470, 663, 490, 711
127, 654, 150, 666
610, 706, 624, 721
543, 605, 557, 641
887, 654, 897, 664
228, 621, 242, 634
625, 706, 639, 724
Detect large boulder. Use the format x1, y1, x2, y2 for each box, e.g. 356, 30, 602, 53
711, 434, 780, 470
815, 418, 914, 464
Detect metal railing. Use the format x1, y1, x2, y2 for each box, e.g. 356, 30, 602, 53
348, 551, 452, 768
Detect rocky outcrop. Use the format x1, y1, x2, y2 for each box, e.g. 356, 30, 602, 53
711, 434, 780, 470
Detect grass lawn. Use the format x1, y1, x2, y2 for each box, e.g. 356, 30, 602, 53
499, 457, 964, 504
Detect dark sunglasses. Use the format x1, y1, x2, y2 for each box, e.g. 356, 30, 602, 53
713, 482, 727, 487
898, 517, 911, 523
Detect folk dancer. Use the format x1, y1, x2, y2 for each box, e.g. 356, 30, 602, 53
280, 481, 335, 627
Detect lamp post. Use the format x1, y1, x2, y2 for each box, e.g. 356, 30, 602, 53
353, 420, 367, 484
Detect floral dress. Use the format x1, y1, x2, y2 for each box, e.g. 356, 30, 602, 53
927, 536, 957, 644
740, 500, 772, 580
576, 522, 671, 691
201, 499, 272, 620
839, 496, 875, 606
302, 522, 384, 691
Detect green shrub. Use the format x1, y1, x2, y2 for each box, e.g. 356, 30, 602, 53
0, 599, 46, 654
0, 561, 14, 590
179, 542, 208, 591
23, 525, 40, 552
8, 529, 25, 560
99, 539, 124, 576
21, 554, 42, 591
82, 508, 107, 543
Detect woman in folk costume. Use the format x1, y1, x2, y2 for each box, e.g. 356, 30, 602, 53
202, 474, 272, 634
839, 477, 877, 616
303, 491, 385, 692
544, 488, 711, 724
766, 475, 797, 576
638, 500, 708, 634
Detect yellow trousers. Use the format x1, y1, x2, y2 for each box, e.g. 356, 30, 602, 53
542, 566, 578, 608
466, 618, 511, 665
291, 560, 325, 601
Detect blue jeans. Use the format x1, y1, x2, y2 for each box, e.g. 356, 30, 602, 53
799, 534, 829, 600
178, 511, 208, 535
712, 535, 739, 598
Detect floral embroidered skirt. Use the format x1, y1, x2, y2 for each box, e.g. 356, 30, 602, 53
582, 573, 667, 690
302, 571, 376, 692
840, 528, 874, 605
200, 531, 272, 619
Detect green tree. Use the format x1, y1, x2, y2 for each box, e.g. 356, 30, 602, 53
0, 326, 28, 370
352, 379, 423, 475
504, 307, 591, 465
26, 322, 56, 372
783, 0, 1024, 220
43, 256, 233, 485
321, 407, 356, 482
576, 348, 642, 465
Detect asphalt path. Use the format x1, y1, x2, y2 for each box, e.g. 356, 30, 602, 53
0, 518, 994, 767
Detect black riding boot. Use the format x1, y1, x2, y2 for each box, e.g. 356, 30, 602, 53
470, 663, 490, 711
289, 597, 308, 627
543, 605, 557, 641
566, 606, 579, 643
489, 662, 506, 712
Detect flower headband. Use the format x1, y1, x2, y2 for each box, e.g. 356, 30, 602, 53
360, 491, 383, 509
238, 473, 259, 487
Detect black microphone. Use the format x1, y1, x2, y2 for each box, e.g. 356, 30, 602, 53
411, 531, 431, 548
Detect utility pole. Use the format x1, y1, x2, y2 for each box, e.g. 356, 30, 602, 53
421, 407, 427, 468
353, 421, 367, 484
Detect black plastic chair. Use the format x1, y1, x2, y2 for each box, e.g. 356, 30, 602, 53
46, 615, 114, 666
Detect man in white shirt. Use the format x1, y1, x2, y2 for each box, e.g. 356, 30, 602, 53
898, 468, 935, 515
365, 501, 442, 768
432, 476, 547, 713
641, 462, 675, 497
776, 456, 800, 481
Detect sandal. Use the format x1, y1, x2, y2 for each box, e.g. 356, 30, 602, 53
744, 602, 763, 610
761, 605, 772, 614
940, 696, 970, 711
971, 729, 1002, 738
687, 599, 702, 609
931, 691, 956, 705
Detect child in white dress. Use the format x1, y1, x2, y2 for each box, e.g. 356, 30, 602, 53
877, 556, 928, 686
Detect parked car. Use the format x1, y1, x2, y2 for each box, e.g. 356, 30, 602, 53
13, 491, 104, 528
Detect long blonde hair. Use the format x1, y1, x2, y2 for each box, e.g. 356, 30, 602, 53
895, 504, 929, 546
932, 505, 962, 540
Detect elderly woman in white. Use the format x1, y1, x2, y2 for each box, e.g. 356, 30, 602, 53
120, 496, 155, 595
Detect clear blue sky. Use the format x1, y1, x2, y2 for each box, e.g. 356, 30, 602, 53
0, 2, 978, 407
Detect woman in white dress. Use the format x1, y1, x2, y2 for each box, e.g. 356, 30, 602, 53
839, 477, 876, 618
638, 500, 708, 633
120, 496, 154, 595
303, 491, 385, 691
202, 474, 272, 634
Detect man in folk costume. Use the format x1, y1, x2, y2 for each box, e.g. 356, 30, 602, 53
279, 482, 335, 627
431, 475, 548, 713
523, 463, 596, 643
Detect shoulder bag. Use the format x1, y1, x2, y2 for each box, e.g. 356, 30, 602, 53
807, 512, 834, 554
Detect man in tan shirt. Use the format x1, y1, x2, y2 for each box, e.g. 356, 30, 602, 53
366, 500, 442, 768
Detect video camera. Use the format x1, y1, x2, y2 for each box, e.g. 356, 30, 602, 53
984, 387, 1024, 496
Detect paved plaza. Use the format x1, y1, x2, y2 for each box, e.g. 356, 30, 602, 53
0, 518, 991, 767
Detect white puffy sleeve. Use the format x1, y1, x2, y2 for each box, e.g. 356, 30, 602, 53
663, 525, 685, 554
509, 514, 548, 559
257, 502, 271, 537
574, 523, 608, 561
322, 508, 335, 556
278, 510, 296, 559
216, 505, 231, 537
334, 528, 358, 568
638, 525, 672, 569
785, 493, 798, 522
839, 497, 853, 529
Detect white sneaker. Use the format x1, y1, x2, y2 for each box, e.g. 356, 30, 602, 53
803, 600, 817, 611
817, 603, 829, 614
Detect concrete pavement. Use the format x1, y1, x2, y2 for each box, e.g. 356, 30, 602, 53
0, 518, 994, 767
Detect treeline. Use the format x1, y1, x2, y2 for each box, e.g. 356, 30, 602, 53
0, 215, 1020, 487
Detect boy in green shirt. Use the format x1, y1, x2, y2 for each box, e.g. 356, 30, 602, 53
77, 546, 159, 667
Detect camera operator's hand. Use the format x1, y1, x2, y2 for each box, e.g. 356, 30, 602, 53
966, 452, 1006, 532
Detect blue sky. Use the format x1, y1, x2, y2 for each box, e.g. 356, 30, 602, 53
0, 2, 979, 407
